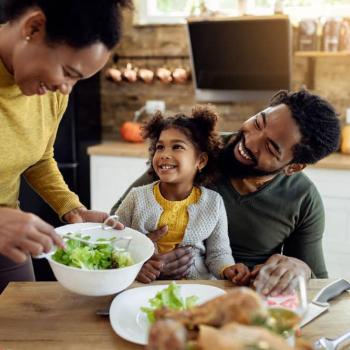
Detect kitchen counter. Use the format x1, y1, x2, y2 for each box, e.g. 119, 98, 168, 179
87, 142, 350, 170
88, 142, 149, 158
313, 152, 350, 170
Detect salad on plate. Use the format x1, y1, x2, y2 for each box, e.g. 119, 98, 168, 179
141, 282, 199, 324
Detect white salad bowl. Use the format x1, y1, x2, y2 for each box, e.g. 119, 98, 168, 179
47, 222, 154, 296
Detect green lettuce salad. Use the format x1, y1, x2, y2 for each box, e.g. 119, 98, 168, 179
52, 233, 134, 270
141, 282, 199, 324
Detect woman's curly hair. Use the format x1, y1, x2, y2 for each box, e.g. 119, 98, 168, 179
141, 105, 222, 186
2, 0, 132, 49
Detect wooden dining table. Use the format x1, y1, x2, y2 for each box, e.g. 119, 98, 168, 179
0, 279, 349, 350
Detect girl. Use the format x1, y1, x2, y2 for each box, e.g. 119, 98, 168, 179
116, 106, 250, 284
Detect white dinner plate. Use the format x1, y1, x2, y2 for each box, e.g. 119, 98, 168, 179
109, 283, 225, 345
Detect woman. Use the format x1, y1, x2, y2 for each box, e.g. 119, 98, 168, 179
0, 0, 131, 292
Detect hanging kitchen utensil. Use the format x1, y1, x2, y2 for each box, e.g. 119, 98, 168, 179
172, 58, 190, 84
172, 67, 188, 83
106, 66, 122, 83
156, 64, 173, 84
122, 62, 138, 83
138, 68, 154, 83
138, 58, 154, 83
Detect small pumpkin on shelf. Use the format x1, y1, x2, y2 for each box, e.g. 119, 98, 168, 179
119, 121, 143, 143
119, 107, 145, 143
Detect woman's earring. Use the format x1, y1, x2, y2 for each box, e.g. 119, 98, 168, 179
25, 36, 31, 42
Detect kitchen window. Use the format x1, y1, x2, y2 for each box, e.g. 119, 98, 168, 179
135, 0, 350, 25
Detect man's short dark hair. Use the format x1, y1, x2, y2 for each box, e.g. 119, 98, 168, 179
2, 0, 132, 49
270, 90, 340, 164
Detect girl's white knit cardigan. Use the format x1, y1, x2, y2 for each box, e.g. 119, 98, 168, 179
115, 182, 235, 279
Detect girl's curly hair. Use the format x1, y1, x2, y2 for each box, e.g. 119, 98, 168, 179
141, 105, 222, 186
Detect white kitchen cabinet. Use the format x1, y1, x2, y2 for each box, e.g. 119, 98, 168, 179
90, 155, 148, 213
304, 168, 350, 279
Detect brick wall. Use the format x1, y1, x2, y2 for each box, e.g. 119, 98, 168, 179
101, 10, 350, 140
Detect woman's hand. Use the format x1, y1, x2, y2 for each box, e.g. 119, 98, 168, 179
63, 207, 124, 229
251, 254, 312, 296
0, 208, 64, 263
223, 263, 250, 285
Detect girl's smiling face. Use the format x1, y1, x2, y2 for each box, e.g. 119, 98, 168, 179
152, 127, 207, 186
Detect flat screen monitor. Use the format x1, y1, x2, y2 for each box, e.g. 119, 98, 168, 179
187, 16, 292, 102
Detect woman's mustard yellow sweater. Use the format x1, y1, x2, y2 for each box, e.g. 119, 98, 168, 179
0, 58, 82, 217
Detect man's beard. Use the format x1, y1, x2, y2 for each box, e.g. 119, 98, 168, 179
218, 131, 284, 179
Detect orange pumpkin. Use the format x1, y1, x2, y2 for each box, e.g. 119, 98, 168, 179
120, 121, 143, 143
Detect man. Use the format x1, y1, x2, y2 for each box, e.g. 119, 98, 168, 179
111, 90, 340, 295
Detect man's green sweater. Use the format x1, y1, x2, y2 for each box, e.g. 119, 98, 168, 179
212, 174, 326, 277
111, 143, 327, 278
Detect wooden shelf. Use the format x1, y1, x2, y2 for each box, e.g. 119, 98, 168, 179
187, 14, 289, 23
294, 51, 350, 89
295, 51, 350, 58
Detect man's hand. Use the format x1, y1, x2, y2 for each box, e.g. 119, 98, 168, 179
223, 263, 250, 286
138, 226, 193, 282
251, 254, 312, 296
156, 246, 193, 280
136, 260, 163, 283
149, 225, 193, 280
0, 208, 64, 263
136, 226, 166, 283
63, 207, 124, 229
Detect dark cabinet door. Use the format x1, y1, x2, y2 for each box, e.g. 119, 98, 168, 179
18, 74, 101, 280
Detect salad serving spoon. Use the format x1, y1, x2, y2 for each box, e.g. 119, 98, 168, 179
33, 235, 132, 259
61, 233, 133, 249
33, 215, 132, 259
74, 214, 122, 232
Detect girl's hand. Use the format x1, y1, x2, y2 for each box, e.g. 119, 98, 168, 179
223, 263, 250, 286
147, 225, 168, 254
136, 260, 163, 283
